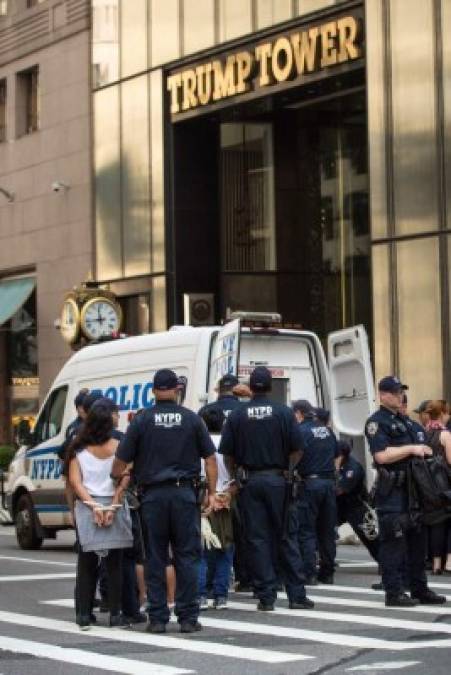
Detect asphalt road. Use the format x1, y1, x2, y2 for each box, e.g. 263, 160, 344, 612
0, 525, 451, 675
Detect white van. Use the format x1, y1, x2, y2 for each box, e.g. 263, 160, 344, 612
2, 316, 375, 549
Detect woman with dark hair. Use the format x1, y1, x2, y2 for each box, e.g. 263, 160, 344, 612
424, 400, 451, 575
68, 402, 133, 630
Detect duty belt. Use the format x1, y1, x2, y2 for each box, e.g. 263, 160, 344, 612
247, 468, 286, 477
140, 478, 196, 491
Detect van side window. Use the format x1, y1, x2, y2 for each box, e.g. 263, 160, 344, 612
33, 386, 68, 444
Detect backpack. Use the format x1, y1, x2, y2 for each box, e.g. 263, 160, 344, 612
408, 438, 451, 525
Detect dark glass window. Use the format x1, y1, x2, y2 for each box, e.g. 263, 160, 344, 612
34, 386, 68, 444
0, 79, 6, 142
16, 66, 39, 136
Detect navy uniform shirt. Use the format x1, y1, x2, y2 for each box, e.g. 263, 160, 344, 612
57, 415, 83, 462
219, 395, 302, 469
198, 394, 242, 420
297, 419, 338, 478
116, 401, 215, 487
365, 406, 426, 512
337, 455, 367, 506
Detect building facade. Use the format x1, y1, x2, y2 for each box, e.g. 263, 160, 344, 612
0, 0, 92, 442
91, 0, 451, 411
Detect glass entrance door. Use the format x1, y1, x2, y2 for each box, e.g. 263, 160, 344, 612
218, 90, 371, 341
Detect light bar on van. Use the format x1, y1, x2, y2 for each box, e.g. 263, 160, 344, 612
230, 311, 282, 324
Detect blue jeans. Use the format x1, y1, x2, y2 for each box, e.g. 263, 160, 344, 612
141, 485, 201, 624
199, 545, 234, 598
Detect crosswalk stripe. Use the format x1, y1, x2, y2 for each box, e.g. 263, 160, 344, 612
346, 662, 421, 672
0, 635, 191, 675
40, 599, 451, 651
0, 555, 75, 567
0, 610, 307, 663
0, 573, 75, 583
309, 583, 451, 598
225, 600, 451, 636
308, 593, 451, 615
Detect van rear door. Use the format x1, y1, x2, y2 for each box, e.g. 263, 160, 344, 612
207, 318, 241, 401
327, 325, 376, 481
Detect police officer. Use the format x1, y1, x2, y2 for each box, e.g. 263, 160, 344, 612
112, 369, 217, 634
336, 440, 379, 562
293, 400, 338, 585
198, 374, 242, 420
365, 376, 446, 607
219, 366, 313, 611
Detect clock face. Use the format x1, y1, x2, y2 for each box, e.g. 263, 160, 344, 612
81, 298, 121, 341
60, 298, 80, 344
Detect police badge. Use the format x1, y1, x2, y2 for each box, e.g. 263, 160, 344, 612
367, 421, 378, 436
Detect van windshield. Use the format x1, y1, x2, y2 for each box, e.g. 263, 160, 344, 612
238, 333, 321, 407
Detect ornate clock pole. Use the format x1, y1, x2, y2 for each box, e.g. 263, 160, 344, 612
59, 283, 122, 350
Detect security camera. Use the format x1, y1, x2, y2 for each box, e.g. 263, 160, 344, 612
51, 181, 70, 192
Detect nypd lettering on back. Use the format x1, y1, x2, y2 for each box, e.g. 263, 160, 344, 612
312, 426, 331, 439
154, 412, 182, 428
247, 405, 273, 420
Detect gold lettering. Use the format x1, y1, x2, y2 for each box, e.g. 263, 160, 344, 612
255, 42, 272, 86
337, 16, 361, 62
236, 51, 253, 94
320, 21, 337, 68
167, 73, 182, 114
271, 36, 294, 82
196, 63, 213, 105
212, 56, 236, 101
291, 28, 319, 75
181, 69, 198, 111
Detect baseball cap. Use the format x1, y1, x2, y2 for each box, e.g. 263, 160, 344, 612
249, 366, 272, 391
292, 399, 314, 417
82, 391, 104, 412
154, 368, 178, 391
218, 374, 239, 389
413, 400, 431, 414
378, 376, 408, 393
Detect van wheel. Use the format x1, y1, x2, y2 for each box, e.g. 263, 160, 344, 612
15, 495, 43, 550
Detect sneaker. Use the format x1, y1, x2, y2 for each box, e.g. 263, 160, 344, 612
180, 621, 202, 633
289, 598, 315, 610
199, 596, 209, 611
147, 621, 167, 634
257, 601, 274, 612
411, 589, 446, 605
213, 597, 228, 610
385, 593, 418, 607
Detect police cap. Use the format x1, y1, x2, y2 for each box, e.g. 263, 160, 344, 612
91, 396, 119, 414
154, 368, 178, 391
82, 391, 104, 412
378, 376, 408, 393
315, 407, 330, 425
249, 366, 272, 392
218, 373, 239, 389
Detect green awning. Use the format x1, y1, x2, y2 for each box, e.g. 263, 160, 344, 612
0, 277, 36, 326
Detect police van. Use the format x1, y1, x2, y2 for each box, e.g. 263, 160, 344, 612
2, 314, 375, 549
